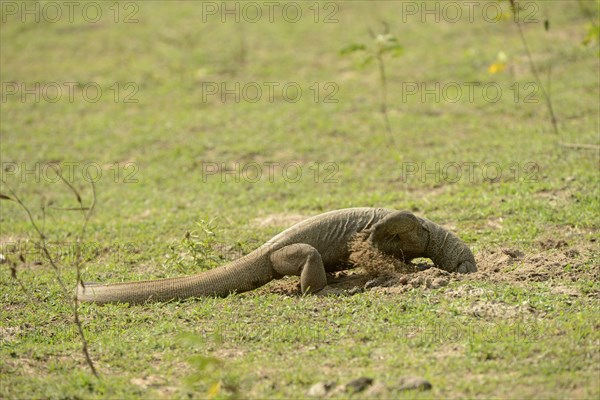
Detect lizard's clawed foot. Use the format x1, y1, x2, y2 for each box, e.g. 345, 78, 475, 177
456, 261, 477, 273
364, 275, 394, 289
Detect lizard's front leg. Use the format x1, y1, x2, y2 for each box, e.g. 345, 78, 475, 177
270, 244, 327, 294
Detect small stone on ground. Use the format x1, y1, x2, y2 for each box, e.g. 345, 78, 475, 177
397, 376, 432, 391
307, 381, 336, 397
345, 377, 374, 392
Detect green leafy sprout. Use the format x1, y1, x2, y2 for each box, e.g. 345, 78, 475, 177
341, 22, 403, 144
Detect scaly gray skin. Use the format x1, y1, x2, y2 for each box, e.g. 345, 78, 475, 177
78, 208, 476, 304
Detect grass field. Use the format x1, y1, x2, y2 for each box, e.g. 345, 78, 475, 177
1, 1, 599, 398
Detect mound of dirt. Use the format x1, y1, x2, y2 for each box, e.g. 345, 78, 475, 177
473, 245, 596, 284
347, 231, 417, 276
258, 234, 598, 297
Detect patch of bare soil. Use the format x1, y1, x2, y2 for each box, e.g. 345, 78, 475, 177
259, 232, 598, 296
472, 244, 597, 284
368, 268, 452, 296
465, 300, 541, 320
0, 326, 21, 344
256, 276, 302, 296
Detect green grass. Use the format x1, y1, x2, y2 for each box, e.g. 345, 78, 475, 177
1, 1, 599, 398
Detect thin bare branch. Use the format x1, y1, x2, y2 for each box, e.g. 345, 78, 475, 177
511, 1, 559, 135
48, 207, 91, 211
49, 164, 82, 205
377, 54, 392, 136
1, 178, 99, 377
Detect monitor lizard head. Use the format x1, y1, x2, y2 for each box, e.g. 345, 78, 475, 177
367, 210, 476, 273
367, 210, 429, 262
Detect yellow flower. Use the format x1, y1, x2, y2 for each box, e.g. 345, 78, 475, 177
488, 62, 507, 74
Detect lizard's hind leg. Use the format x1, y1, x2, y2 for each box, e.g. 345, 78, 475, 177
270, 244, 327, 294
